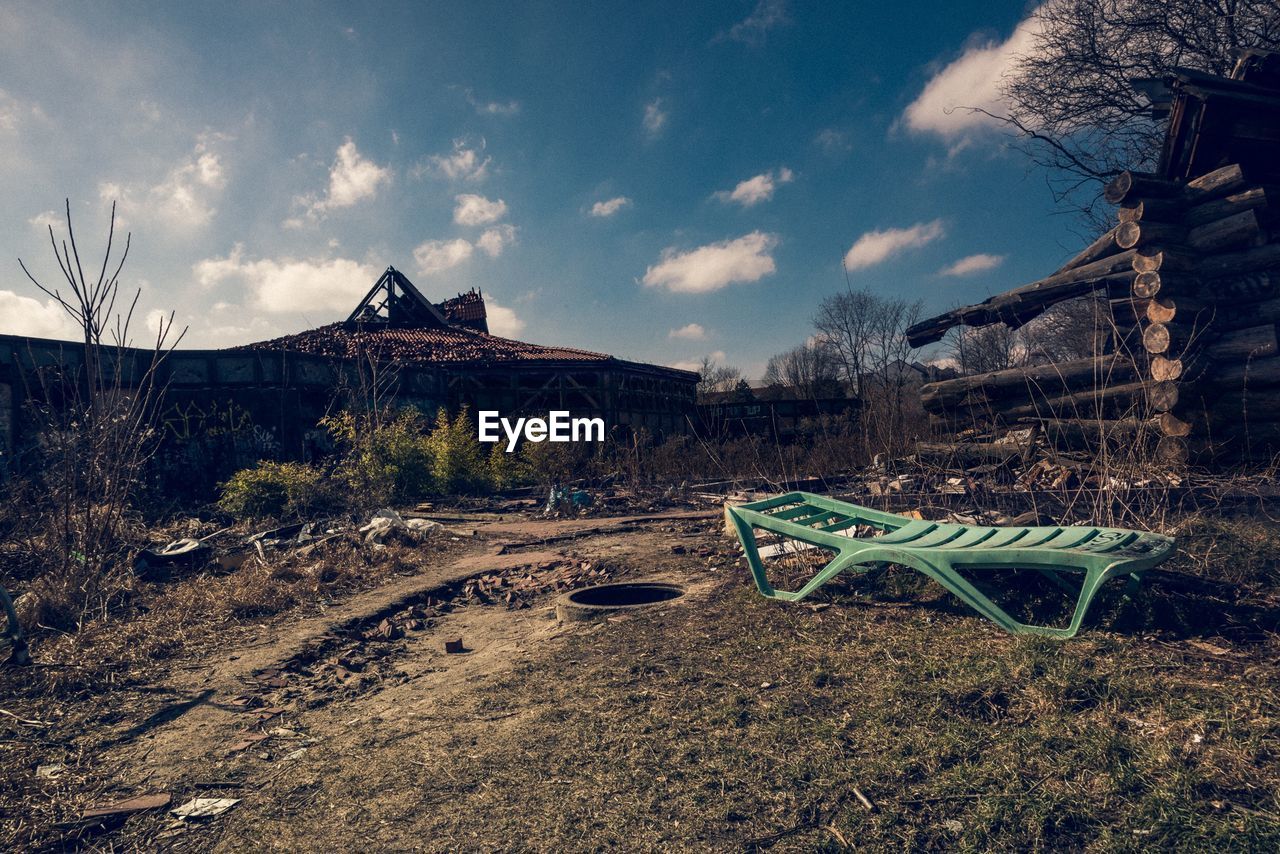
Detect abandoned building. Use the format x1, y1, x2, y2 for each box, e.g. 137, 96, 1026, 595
908, 49, 1280, 464
0, 266, 697, 488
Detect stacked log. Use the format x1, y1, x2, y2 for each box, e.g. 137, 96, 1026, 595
911, 161, 1280, 463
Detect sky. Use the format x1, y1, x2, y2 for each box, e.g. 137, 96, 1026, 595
0, 0, 1082, 380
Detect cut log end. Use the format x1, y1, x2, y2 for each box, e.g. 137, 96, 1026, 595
1155, 436, 1189, 466
1150, 356, 1184, 382
1143, 323, 1172, 355
1149, 381, 1180, 412
1132, 271, 1162, 299
1104, 171, 1134, 205
1159, 411, 1193, 437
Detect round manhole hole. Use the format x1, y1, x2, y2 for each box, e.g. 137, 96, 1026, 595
555, 582, 686, 622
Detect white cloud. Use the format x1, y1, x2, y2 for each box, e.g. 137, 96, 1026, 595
590, 196, 631, 218
28, 210, 60, 230
193, 246, 378, 314
475, 224, 517, 257
844, 220, 945, 271
485, 300, 525, 337
413, 238, 475, 276
0, 89, 45, 134
643, 231, 778, 294
668, 323, 706, 340
0, 289, 79, 339
295, 138, 391, 222
468, 92, 519, 116
417, 138, 491, 181
410, 224, 517, 277
643, 99, 667, 137
939, 253, 1005, 277
478, 100, 519, 115
98, 137, 229, 230
901, 15, 1039, 139
720, 0, 790, 46
715, 167, 793, 207
670, 350, 727, 372
814, 128, 852, 154
453, 193, 507, 226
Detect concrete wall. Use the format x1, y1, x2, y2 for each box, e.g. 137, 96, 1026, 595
0, 334, 697, 493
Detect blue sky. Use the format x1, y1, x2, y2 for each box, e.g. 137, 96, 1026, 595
0, 1, 1080, 379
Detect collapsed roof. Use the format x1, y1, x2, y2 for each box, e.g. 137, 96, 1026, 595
239, 266, 620, 366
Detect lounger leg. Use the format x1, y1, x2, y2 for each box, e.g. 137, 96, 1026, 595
918, 561, 1026, 635
1056, 568, 1110, 639
1122, 570, 1144, 603
725, 508, 778, 598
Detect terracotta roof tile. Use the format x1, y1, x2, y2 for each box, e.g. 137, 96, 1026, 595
238, 322, 612, 365
437, 291, 487, 323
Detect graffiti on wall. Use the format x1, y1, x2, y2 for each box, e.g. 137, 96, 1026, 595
156, 398, 283, 497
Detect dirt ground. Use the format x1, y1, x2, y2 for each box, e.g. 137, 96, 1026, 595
4, 506, 1280, 851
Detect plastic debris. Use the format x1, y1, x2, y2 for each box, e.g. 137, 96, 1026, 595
359, 509, 440, 544
171, 797, 240, 820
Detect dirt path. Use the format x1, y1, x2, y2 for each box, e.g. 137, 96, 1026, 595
89, 511, 726, 849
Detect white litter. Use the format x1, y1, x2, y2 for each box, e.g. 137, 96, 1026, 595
171, 797, 240, 820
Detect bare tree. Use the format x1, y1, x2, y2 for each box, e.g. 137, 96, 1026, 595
950, 323, 1027, 374
762, 340, 842, 399
998, 0, 1280, 219
16, 200, 184, 630
814, 290, 878, 393
1022, 296, 1112, 363
695, 355, 742, 401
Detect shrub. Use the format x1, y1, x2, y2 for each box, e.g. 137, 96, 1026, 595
218, 461, 327, 520
323, 409, 437, 506
428, 407, 492, 494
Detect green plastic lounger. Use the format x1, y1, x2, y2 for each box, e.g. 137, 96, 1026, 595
725, 491, 1176, 639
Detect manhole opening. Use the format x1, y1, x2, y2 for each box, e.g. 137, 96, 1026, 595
566, 583, 685, 608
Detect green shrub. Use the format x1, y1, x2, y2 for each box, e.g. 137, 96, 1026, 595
218, 461, 327, 520
427, 407, 491, 493
323, 409, 437, 505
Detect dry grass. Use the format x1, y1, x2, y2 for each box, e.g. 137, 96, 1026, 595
0, 532, 452, 851
4, 510, 1280, 851
200, 512, 1279, 852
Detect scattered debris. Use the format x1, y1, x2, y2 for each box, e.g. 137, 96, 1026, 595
543, 486, 594, 516
134, 538, 211, 578
360, 509, 441, 545
171, 797, 240, 820
852, 786, 878, 813
82, 793, 172, 821
226, 733, 270, 754
444, 638, 466, 654
368, 618, 405, 641
36, 763, 64, 779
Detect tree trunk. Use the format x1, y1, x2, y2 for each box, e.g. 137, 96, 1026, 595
1187, 209, 1262, 252
1185, 163, 1248, 200
918, 355, 1136, 410
1213, 355, 1280, 386
1184, 185, 1269, 228
1104, 171, 1184, 204
991, 381, 1150, 422
1119, 197, 1186, 223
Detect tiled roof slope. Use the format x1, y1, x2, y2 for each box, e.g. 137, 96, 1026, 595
240, 322, 611, 365
437, 290, 486, 324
